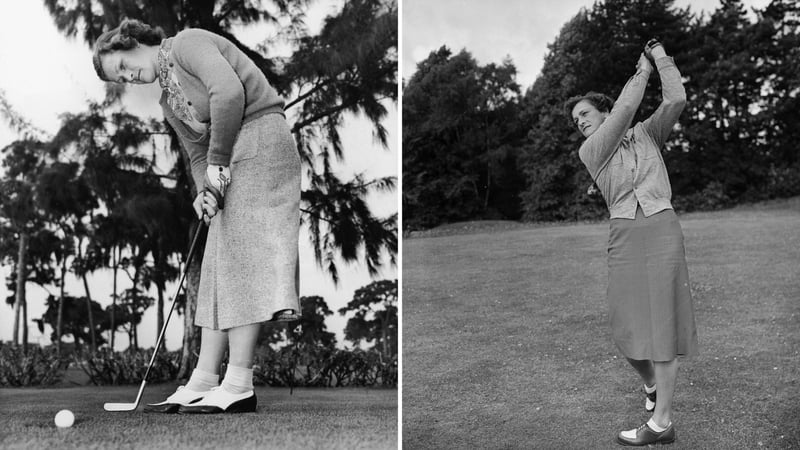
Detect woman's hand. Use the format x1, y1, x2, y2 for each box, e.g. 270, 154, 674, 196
193, 191, 219, 225
644, 39, 667, 61
637, 52, 654, 74
204, 164, 231, 210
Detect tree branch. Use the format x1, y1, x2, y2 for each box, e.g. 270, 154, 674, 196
286, 78, 336, 110
291, 94, 394, 132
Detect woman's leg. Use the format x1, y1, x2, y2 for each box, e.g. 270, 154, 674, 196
182, 327, 227, 393
227, 323, 261, 368
626, 357, 655, 386
220, 323, 261, 394
195, 327, 229, 373
652, 358, 678, 427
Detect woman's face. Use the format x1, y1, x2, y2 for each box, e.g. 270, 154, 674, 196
100, 46, 158, 84
571, 99, 609, 138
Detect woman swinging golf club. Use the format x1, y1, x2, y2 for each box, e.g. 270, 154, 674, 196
93, 19, 301, 414
564, 39, 698, 446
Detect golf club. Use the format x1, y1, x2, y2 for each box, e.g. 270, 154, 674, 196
104, 220, 205, 412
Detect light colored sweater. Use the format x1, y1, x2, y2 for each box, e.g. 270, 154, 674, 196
578, 57, 686, 219
158, 28, 285, 189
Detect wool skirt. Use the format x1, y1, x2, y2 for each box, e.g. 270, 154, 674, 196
607, 206, 698, 361
195, 113, 301, 330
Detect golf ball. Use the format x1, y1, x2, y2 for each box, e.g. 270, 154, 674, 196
54, 409, 74, 428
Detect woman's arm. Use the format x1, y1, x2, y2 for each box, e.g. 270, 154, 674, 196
578, 54, 652, 180
641, 44, 687, 149
173, 32, 245, 168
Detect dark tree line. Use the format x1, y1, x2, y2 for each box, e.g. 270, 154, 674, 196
403, 0, 800, 230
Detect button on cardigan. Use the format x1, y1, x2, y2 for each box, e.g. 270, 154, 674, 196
578, 57, 687, 219
158, 28, 286, 189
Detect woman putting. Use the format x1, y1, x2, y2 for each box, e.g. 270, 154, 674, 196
92, 19, 301, 414
565, 40, 697, 446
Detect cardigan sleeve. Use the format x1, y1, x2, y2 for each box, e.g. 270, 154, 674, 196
578, 65, 651, 180
173, 33, 245, 167
641, 57, 687, 149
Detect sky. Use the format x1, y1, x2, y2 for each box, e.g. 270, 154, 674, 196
402, 0, 774, 88
0, 0, 397, 350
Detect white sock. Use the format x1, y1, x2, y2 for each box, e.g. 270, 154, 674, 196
186, 368, 219, 392
221, 365, 254, 394
647, 418, 670, 433
645, 383, 657, 394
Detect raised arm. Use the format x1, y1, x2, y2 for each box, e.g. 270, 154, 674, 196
579, 54, 652, 180
641, 42, 687, 149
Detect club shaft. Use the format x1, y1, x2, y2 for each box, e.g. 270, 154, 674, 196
121, 220, 205, 410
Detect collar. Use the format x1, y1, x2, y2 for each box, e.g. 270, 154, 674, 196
157, 38, 173, 89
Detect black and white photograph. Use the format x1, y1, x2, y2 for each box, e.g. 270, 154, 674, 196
0, 0, 397, 448
403, 0, 798, 448
2, 0, 800, 448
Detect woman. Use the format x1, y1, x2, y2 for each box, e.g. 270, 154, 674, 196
565, 40, 697, 446
92, 19, 301, 414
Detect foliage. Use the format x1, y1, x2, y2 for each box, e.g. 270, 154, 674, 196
36, 295, 109, 348
403, 47, 527, 230
338, 279, 397, 357
40, 0, 398, 282
0, 343, 69, 387
252, 347, 397, 387
403, 0, 800, 228
76, 348, 181, 386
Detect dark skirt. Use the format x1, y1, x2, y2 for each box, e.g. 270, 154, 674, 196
607, 206, 698, 361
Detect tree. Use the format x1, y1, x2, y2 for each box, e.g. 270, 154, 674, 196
518, 0, 693, 221
338, 279, 396, 357
36, 294, 110, 349
42, 0, 398, 374
403, 47, 526, 230
42, 0, 397, 277
518, 0, 800, 219
0, 139, 49, 352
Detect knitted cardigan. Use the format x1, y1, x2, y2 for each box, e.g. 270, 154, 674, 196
159, 28, 285, 190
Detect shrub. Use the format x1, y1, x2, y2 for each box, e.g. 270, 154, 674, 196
0, 343, 69, 387
252, 346, 397, 388
76, 348, 181, 385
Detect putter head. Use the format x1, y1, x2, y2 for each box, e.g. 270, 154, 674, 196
104, 402, 138, 412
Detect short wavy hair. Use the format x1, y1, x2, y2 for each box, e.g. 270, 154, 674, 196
92, 19, 166, 81
563, 92, 615, 128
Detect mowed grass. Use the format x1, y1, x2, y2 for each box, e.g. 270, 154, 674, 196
0, 384, 397, 449
402, 198, 800, 449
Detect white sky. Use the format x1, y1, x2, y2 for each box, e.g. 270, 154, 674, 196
0, 0, 398, 350
402, 0, 773, 88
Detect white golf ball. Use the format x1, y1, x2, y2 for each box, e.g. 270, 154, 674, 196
54, 409, 74, 428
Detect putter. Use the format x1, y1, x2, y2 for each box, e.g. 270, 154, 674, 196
104, 220, 205, 412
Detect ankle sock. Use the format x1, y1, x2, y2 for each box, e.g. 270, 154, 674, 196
647, 418, 670, 433
644, 383, 657, 394
186, 368, 219, 392
221, 364, 254, 394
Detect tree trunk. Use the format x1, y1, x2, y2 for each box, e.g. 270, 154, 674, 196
12, 232, 28, 349
111, 247, 118, 350
178, 233, 204, 380
21, 285, 28, 354
156, 283, 165, 348
56, 258, 67, 356
155, 246, 165, 349
82, 274, 96, 353
78, 241, 97, 353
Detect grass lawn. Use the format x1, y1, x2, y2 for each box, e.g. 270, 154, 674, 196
0, 384, 397, 449
402, 198, 800, 449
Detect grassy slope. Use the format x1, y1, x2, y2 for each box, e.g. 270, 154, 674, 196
403, 199, 800, 449
0, 385, 397, 449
